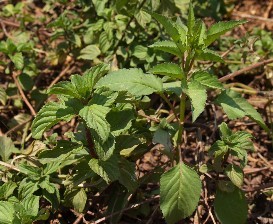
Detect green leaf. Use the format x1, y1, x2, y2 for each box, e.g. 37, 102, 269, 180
83, 63, 110, 90
0, 136, 18, 162
21, 195, 39, 217
205, 20, 246, 46
135, 9, 151, 28
225, 164, 244, 187
153, 128, 173, 151
163, 81, 182, 96
38, 140, 82, 161
214, 187, 247, 224
64, 189, 87, 213
219, 122, 232, 138
18, 178, 39, 199
160, 163, 201, 224
90, 88, 118, 107
89, 156, 120, 184
99, 31, 111, 53
191, 71, 223, 89
149, 12, 180, 43
187, 2, 195, 39
93, 134, 115, 161
150, 63, 184, 79
187, 81, 207, 122
78, 44, 101, 60
42, 187, 60, 211
192, 20, 206, 47
107, 107, 135, 136
196, 49, 224, 63
0, 87, 7, 105
132, 45, 148, 60
118, 158, 138, 192
0, 182, 17, 200
9, 52, 24, 70
215, 90, 268, 131
31, 102, 75, 139
96, 69, 163, 96
79, 105, 111, 143
18, 73, 34, 91
149, 41, 181, 57
19, 163, 42, 180
0, 201, 15, 224
39, 177, 56, 194
43, 160, 61, 175
53, 63, 109, 100
48, 81, 81, 99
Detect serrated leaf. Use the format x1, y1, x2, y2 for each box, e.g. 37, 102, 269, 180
194, 20, 207, 47
78, 44, 101, 60
163, 81, 182, 96
99, 31, 111, 53
83, 63, 109, 89
43, 160, 61, 175
95, 68, 163, 96
149, 40, 181, 57
135, 9, 151, 28
149, 12, 180, 43
93, 134, 115, 161
89, 156, 120, 183
196, 49, 224, 62
214, 187, 247, 224
48, 81, 81, 99
55, 63, 109, 100
89, 88, 118, 107
9, 52, 24, 70
225, 164, 244, 187
39, 177, 55, 194
160, 163, 201, 224
191, 71, 223, 89
215, 90, 268, 131
31, 102, 75, 139
18, 178, 39, 199
187, 2, 195, 39
107, 108, 135, 136
132, 45, 148, 59
150, 63, 184, 79
229, 131, 254, 152
205, 20, 246, 46
38, 140, 82, 161
187, 81, 207, 122
0, 182, 17, 200
0, 201, 15, 224
21, 195, 39, 217
219, 122, 232, 138
19, 163, 42, 180
79, 105, 111, 143
0, 136, 18, 162
118, 158, 138, 192
0, 87, 7, 105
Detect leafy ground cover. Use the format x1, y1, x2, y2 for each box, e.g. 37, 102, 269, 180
0, 0, 273, 223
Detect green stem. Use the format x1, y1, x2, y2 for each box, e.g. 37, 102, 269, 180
177, 93, 186, 163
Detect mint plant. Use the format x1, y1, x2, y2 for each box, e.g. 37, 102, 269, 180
89, 4, 267, 223
0, 2, 270, 224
